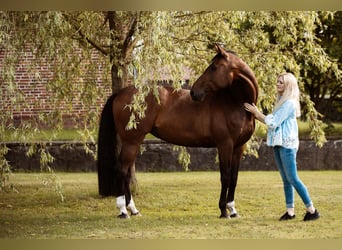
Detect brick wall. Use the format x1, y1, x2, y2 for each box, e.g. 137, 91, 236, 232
0, 47, 112, 128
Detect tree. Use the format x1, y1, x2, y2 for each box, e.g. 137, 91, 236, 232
0, 11, 188, 193
164, 11, 340, 145
1, 11, 339, 193
303, 11, 342, 121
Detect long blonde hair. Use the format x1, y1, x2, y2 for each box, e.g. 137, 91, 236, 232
274, 72, 301, 117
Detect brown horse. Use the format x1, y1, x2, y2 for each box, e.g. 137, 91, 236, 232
97, 44, 258, 218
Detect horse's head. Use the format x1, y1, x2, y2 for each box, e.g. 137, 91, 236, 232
190, 44, 258, 103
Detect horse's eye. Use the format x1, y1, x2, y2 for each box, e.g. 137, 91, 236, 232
211, 64, 217, 71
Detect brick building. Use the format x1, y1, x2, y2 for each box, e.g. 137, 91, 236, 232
0, 46, 112, 128
1, 45, 194, 129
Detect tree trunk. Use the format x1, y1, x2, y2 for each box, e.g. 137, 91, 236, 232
111, 64, 123, 94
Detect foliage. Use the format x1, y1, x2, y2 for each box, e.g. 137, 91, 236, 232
0, 144, 12, 191
1, 11, 341, 191
304, 12, 342, 119
0, 11, 110, 192
173, 145, 191, 171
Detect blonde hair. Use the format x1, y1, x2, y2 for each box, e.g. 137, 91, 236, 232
274, 72, 301, 117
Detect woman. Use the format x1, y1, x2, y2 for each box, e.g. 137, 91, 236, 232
244, 72, 320, 221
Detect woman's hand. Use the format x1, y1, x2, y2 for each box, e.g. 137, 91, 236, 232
244, 103, 258, 114
244, 103, 266, 123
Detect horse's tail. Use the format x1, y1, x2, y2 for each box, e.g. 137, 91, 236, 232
97, 94, 119, 196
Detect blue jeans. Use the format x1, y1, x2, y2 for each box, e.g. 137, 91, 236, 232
273, 146, 313, 209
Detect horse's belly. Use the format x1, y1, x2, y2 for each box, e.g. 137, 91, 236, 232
151, 128, 215, 148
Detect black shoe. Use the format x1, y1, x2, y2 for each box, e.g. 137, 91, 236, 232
303, 209, 320, 221
279, 212, 296, 221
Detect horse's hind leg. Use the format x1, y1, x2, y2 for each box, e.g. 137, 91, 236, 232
116, 141, 142, 218
127, 195, 140, 216
115, 168, 131, 218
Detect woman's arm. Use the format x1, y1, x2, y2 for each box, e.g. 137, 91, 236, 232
244, 103, 266, 124
245, 100, 296, 129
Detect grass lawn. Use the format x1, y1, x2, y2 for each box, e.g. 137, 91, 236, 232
1, 171, 341, 239
3, 122, 342, 142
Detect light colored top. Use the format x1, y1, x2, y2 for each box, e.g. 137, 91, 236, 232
264, 99, 299, 149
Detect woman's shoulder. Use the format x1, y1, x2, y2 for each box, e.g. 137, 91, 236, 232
282, 99, 297, 108
274, 99, 297, 115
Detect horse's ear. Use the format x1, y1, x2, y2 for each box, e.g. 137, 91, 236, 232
215, 44, 229, 59
215, 44, 224, 54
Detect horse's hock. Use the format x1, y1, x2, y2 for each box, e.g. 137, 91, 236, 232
4, 139, 342, 172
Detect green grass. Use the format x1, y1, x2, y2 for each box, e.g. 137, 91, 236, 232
2, 129, 156, 142
2, 129, 83, 142
1, 171, 341, 239
3, 122, 342, 142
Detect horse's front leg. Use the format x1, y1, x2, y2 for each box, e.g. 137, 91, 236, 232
219, 174, 229, 218
218, 144, 233, 219
226, 146, 244, 218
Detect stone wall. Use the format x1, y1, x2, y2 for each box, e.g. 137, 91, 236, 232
6, 140, 342, 172
137, 139, 342, 171
3, 139, 342, 172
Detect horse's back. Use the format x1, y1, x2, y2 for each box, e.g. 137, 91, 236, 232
112, 85, 195, 141
150, 86, 215, 147
112, 84, 253, 149
113, 86, 160, 139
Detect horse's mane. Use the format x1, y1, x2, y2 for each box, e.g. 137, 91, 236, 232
226, 50, 238, 55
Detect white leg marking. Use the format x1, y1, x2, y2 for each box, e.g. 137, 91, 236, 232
227, 201, 239, 217
116, 195, 128, 216
127, 196, 140, 216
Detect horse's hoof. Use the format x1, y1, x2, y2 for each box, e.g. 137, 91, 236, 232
219, 214, 230, 219
117, 213, 129, 219
131, 211, 142, 217
230, 213, 240, 218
